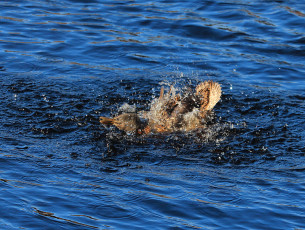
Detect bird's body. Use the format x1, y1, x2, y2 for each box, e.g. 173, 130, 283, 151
99, 80, 222, 134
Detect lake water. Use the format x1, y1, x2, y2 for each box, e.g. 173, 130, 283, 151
0, 0, 305, 229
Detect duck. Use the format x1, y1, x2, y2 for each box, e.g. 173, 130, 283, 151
99, 80, 222, 134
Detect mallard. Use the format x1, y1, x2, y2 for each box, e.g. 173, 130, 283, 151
99, 80, 222, 134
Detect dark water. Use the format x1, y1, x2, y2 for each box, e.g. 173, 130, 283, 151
1, 0, 305, 229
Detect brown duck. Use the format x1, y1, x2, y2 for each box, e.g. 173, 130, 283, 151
99, 80, 222, 134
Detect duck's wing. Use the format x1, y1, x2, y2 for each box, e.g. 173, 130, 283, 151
167, 85, 173, 97
159, 86, 164, 100
196, 80, 221, 111
206, 81, 221, 110
159, 85, 174, 100
146, 85, 181, 133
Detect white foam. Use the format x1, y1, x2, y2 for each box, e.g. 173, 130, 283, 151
118, 103, 136, 113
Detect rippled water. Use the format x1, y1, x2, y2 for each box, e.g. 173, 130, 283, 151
1, 0, 305, 229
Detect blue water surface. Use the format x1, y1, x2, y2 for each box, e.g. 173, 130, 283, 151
0, 0, 305, 229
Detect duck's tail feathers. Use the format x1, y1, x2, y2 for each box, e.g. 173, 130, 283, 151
99, 116, 114, 125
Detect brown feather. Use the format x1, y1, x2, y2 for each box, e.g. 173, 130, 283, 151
196, 80, 221, 112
